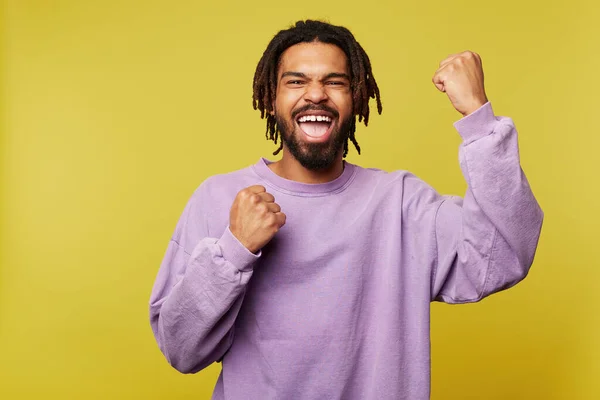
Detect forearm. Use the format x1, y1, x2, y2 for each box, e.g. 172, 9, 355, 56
433, 103, 543, 302
150, 228, 257, 373
457, 102, 543, 271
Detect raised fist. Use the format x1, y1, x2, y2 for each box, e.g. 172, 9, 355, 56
432, 51, 488, 117
229, 185, 286, 254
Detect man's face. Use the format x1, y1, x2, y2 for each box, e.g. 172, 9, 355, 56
274, 41, 354, 170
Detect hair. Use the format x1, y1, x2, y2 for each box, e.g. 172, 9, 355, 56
252, 20, 383, 157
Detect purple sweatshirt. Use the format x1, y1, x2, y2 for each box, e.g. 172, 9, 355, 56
149, 102, 543, 399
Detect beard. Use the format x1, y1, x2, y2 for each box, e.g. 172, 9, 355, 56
275, 106, 354, 171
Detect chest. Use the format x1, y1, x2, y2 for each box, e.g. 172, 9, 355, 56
231, 195, 404, 340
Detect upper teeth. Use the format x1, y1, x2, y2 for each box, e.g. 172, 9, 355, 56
298, 115, 332, 123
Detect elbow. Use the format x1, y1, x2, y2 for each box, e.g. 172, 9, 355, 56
153, 317, 206, 374
168, 346, 219, 374
508, 249, 535, 288
161, 340, 210, 374
523, 206, 544, 271
481, 261, 530, 300
514, 261, 532, 286
481, 241, 533, 299
166, 332, 232, 374
157, 333, 212, 374
158, 330, 220, 374
151, 302, 235, 375
508, 203, 544, 282
169, 357, 204, 374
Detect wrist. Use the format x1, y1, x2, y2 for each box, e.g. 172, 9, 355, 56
462, 96, 488, 117
217, 227, 261, 271
230, 228, 259, 254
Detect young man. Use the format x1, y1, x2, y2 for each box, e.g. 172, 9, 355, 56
149, 20, 543, 400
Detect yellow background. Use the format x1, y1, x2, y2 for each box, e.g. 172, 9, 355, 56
1, 0, 598, 399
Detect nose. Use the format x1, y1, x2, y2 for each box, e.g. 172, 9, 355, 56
303, 82, 328, 104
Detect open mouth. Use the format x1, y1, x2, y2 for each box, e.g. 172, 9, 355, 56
295, 112, 335, 142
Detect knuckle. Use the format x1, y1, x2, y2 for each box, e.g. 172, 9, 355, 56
257, 202, 268, 213
266, 213, 277, 225
462, 52, 476, 62
238, 189, 251, 200
249, 194, 261, 204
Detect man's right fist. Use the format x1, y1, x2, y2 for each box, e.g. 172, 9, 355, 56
229, 185, 286, 254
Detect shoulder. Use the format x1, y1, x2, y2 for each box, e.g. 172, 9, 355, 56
351, 163, 448, 211
357, 165, 459, 229
353, 163, 432, 192
178, 163, 261, 222
171, 163, 262, 241
191, 163, 261, 203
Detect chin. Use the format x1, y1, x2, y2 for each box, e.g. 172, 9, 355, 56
276, 112, 352, 170
287, 135, 342, 171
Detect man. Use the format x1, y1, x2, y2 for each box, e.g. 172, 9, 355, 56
149, 20, 543, 400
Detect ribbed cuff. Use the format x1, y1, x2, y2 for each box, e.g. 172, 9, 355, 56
217, 227, 261, 272
453, 102, 497, 144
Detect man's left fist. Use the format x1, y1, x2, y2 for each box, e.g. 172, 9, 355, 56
432, 51, 488, 117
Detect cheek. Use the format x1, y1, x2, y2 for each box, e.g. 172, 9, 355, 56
275, 90, 302, 114
330, 91, 353, 117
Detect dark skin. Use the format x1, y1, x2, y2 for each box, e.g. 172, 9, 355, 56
268, 42, 353, 184
230, 42, 352, 253
231, 43, 488, 253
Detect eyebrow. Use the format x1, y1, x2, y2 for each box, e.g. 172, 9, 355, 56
280, 72, 351, 81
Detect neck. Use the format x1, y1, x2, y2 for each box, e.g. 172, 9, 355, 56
268, 148, 345, 184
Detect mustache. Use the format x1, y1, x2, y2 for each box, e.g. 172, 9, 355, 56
291, 104, 339, 120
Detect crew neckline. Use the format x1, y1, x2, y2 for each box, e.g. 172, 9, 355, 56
251, 158, 357, 196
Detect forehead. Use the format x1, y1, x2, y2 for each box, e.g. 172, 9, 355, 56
278, 42, 349, 77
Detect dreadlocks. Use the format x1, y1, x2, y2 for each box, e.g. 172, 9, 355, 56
252, 20, 383, 157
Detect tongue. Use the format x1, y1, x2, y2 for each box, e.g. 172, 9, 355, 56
299, 122, 330, 138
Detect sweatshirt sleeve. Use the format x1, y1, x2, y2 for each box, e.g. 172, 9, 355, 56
149, 185, 260, 373
430, 102, 543, 303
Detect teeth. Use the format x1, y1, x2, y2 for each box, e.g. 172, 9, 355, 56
297, 115, 332, 123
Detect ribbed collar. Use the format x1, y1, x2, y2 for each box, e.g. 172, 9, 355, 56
251, 158, 357, 197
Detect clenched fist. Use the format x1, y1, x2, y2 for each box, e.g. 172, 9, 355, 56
432, 51, 488, 117
229, 185, 286, 254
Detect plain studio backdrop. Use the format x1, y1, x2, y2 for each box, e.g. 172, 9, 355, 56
0, 1, 598, 399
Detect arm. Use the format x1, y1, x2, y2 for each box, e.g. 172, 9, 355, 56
431, 102, 543, 303
149, 187, 259, 373
149, 183, 285, 373
426, 51, 543, 302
